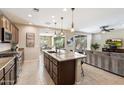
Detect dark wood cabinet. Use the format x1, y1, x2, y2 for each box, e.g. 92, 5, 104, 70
12, 25, 19, 44
44, 53, 75, 85
0, 15, 19, 44
0, 78, 4, 85
4, 69, 10, 85
5, 64, 16, 85
0, 57, 17, 85
49, 60, 53, 77
0, 69, 4, 85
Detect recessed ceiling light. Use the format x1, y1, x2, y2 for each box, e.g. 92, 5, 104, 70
33, 8, 40, 12
52, 16, 55, 18
63, 8, 67, 11
52, 20, 56, 22
28, 14, 32, 17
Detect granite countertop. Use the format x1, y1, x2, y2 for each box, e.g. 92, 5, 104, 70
43, 49, 86, 62
0, 49, 24, 57
0, 57, 15, 71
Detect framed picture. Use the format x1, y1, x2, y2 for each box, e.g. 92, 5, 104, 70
26, 33, 35, 47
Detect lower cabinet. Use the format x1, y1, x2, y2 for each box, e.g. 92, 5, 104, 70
0, 70, 4, 85
0, 78, 4, 85
4, 70, 10, 85
111, 56, 124, 76
44, 53, 75, 85
86, 51, 124, 77
0, 57, 17, 85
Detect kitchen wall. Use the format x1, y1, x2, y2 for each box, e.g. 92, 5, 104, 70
16, 24, 41, 62
92, 29, 124, 50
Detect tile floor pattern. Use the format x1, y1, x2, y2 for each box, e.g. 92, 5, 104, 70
17, 55, 124, 85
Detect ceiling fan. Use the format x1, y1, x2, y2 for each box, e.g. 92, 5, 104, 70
100, 25, 114, 32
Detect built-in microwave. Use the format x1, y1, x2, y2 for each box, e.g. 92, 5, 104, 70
1, 28, 12, 43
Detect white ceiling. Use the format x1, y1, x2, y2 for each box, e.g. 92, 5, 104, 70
1, 8, 124, 33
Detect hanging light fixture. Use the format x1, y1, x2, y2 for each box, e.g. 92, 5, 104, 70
60, 17, 64, 36
71, 8, 75, 32
54, 22, 57, 36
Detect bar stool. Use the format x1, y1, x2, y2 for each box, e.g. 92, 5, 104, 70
81, 60, 84, 76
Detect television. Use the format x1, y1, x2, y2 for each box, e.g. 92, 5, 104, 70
114, 40, 123, 47
106, 39, 123, 47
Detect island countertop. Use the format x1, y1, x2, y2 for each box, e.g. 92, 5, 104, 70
43, 49, 86, 62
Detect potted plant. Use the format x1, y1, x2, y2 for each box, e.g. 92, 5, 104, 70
11, 41, 18, 51
91, 43, 100, 50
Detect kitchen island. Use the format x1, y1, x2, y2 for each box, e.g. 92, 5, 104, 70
43, 50, 86, 85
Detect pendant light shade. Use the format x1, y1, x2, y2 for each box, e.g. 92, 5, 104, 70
60, 17, 64, 36
54, 22, 57, 36
71, 8, 75, 32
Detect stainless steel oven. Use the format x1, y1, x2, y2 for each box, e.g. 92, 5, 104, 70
1, 28, 12, 43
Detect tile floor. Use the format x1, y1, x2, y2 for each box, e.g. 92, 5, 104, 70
17, 55, 124, 85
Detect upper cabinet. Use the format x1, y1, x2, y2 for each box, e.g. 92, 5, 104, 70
0, 15, 19, 43
0, 16, 11, 32
12, 25, 19, 44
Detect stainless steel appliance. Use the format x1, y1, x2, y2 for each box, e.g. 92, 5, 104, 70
1, 28, 12, 43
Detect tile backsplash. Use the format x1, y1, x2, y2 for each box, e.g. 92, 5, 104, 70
0, 43, 11, 52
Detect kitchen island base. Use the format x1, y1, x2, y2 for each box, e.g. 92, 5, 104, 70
43, 50, 85, 85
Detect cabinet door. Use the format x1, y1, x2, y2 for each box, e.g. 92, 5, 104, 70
117, 59, 124, 76
44, 55, 47, 67
2, 17, 7, 29
92, 53, 95, 66
52, 63, 58, 75
12, 26, 16, 42
52, 72, 57, 84
15, 29, 19, 43
111, 57, 118, 74
46, 58, 50, 72
0, 69, 3, 80
94, 54, 98, 66
5, 65, 16, 85
0, 78, 4, 85
10, 65, 16, 85
0, 70, 4, 85
49, 60, 53, 77
5, 70, 10, 85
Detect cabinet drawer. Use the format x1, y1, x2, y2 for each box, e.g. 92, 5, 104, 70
0, 70, 3, 79
52, 72, 57, 84
5, 60, 15, 73
52, 59, 58, 65
49, 56, 53, 61
52, 63, 58, 74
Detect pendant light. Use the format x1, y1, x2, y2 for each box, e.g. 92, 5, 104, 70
60, 17, 64, 36
71, 8, 75, 32
54, 22, 57, 36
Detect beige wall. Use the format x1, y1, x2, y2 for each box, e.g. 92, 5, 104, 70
17, 24, 40, 61
92, 29, 124, 50
17, 24, 92, 61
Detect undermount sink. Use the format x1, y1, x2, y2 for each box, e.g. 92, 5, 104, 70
47, 51, 57, 53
